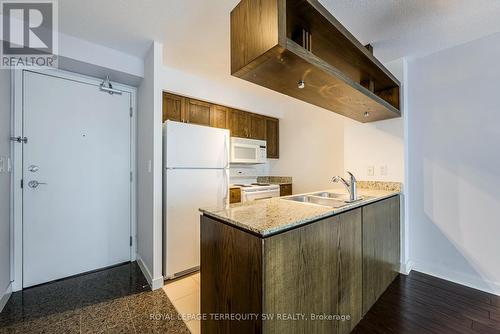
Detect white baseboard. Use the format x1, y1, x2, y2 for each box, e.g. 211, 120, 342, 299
400, 260, 414, 275
0, 283, 12, 313
409, 260, 500, 297
151, 276, 164, 290
136, 255, 164, 291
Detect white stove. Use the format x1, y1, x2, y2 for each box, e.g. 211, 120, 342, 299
233, 183, 281, 201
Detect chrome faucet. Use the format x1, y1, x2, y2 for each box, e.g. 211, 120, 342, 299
332, 171, 358, 202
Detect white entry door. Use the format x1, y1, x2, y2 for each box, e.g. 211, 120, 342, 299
22, 70, 132, 288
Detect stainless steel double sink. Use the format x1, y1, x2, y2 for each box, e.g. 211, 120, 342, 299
282, 192, 370, 208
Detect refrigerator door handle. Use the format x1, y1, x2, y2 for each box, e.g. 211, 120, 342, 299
223, 169, 229, 204
224, 134, 230, 169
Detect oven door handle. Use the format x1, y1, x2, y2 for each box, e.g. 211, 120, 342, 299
241, 188, 280, 201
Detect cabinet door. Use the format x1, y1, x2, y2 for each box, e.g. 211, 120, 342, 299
228, 109, 250, 138
229, 188, 241, 204
279, 184, 292, 197
263, 209, 362, 334
362, 196, 400, 315
185, 99, 211, 126
210, 105, 229, 129
266, 118, 279, 158
163, 93, 185, 122
249, 114, 266, 140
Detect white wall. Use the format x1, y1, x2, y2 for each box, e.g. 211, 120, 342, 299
343, 59, 405, 182
57, 33, 144, 86
0, 69, 12, 310
160, 66, 345, 194
2, 17, 144, 85
407, 31, 500, 295
58, 33, 143, 78
136, 42, 163, 290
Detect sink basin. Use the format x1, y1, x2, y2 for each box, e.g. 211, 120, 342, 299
283, 195, 347, 208
282, 192, 373, 208
310, 192, 349, 200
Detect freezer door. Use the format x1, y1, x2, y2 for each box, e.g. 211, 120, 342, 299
164, 168, 229, 278
164, 120, 230, 169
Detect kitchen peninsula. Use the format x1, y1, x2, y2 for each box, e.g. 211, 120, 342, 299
200, 187, 401, 334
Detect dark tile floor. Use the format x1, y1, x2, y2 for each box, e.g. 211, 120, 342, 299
0, 262, 189, 334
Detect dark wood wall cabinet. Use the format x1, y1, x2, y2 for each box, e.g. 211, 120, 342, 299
230, 0, 401, 123
201, 195, 400, 333
163, 92, 280, 158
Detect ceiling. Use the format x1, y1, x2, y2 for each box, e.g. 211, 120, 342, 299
58, 0, 500, 65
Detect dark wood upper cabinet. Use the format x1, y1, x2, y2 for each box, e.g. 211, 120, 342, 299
230, 0, 401, 123
249, 114, 267, 140
228, 109, 250, 138
162, 92, 280, 159
210, 105, 230, 129
266, 117, 279, 158
185, 98, 211, 126
163, 93, 185, 123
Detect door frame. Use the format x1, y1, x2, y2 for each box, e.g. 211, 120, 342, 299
11, 68, 137, 291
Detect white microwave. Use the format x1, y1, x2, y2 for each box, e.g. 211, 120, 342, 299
230, 137, 267, 164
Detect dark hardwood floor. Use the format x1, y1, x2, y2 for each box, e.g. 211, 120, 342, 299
353, 271, 500, 334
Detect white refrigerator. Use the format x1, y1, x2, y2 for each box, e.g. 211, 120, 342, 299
163, 120, 230, 279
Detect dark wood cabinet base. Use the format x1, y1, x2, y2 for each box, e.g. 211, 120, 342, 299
200, 216, 263, 333
201, 195, 400, 334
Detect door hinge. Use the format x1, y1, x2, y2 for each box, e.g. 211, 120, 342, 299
20, 179, 23, 188
130, 172, 133, 182
129, 107, 133, 117
130, 236, 133, 247
10, 136, 28, 144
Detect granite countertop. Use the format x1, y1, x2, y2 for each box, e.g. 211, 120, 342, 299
200, 188, 400, 237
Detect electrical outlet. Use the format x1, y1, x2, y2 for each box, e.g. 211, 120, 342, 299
380, 165, 388, 176
367, 166, 375, 176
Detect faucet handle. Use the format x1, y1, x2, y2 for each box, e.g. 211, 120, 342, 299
346, 171, 357, 182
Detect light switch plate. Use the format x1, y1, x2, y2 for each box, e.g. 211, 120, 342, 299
367, 166, 375, 176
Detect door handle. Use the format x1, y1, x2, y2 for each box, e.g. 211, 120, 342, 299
28, 180, 48, 188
